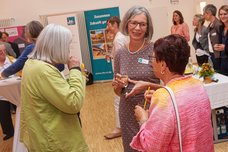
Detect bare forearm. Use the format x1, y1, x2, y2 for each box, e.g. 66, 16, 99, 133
149, 82, 162, 90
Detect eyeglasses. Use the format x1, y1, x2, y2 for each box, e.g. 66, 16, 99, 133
128, 20, 147, 29
148, 55, 156, 63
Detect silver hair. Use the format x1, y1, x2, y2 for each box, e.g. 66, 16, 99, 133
203, 4, 217, 16
120, 6, 153, 40
29, 24, 72, 64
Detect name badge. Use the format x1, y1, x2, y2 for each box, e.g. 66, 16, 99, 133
138, 58, 149, 64
211, 32, 217, 36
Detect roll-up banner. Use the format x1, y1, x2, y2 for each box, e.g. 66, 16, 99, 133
84, 7, 120, 81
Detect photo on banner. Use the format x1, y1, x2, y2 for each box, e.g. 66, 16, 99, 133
90, 29, 113, 59
84, 7, 119, 81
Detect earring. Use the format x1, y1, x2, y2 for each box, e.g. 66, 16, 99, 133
161, 70, 165, 75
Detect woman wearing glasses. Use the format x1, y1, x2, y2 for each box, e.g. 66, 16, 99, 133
112, 6, 159, 151
130, 35, 214, 152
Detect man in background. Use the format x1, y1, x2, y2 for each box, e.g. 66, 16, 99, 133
203, 4, 222, 72
0, 31, 16, 58
1, 32, 20, 58
104, 16, 128, 139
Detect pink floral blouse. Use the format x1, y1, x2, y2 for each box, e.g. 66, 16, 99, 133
130, 76, 214, 152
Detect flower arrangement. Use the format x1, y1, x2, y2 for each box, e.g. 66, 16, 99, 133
198, 63, 215, 78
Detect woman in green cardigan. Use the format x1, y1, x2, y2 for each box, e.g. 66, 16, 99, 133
20, 24, 88, 152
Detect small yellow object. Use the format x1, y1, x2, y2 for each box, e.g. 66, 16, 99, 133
80, 63, 86, 76
143, 86, 151, 109
81, 63, 84, 71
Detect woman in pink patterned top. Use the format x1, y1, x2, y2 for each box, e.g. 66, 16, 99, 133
130, 35, 214, 152
171, 10, 190, 41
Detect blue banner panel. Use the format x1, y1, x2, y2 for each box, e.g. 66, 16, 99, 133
84, 7, 120, 81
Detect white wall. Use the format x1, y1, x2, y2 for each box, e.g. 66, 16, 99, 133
1, 0, 226, 37
0, 0, 227, 62
0, 0, 196, 41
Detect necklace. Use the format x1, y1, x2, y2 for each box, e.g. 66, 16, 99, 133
127, 39, 146, 54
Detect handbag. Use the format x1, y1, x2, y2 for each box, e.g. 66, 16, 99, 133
164, 86, 182, 152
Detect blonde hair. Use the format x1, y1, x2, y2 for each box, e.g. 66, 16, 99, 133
219, 5, 228, 20
29, 24, 72, 64
194, 14, 205, 25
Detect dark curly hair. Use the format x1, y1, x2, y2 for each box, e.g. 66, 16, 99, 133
153, 34, 190, 75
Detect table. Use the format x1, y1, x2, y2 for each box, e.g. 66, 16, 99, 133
195, 73, 228, 143
0, 77, 28, 152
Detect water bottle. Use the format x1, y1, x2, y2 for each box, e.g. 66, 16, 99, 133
185, 57, 194, 74
208, 56, 214, 69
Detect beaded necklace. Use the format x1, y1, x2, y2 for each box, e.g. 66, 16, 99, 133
127, 39, 145, 54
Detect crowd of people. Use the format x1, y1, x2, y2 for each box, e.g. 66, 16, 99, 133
107, 3, 227, 152
0, 2, 227, 152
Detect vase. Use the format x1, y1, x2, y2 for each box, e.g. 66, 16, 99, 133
204, 76, 212, 84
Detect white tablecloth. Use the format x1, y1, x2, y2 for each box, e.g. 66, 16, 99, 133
0, 77, 27, 152
0, 77, 21, 106
195, 73, 228, 142
195, 73, 228, 109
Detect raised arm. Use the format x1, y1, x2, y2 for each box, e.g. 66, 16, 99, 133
125, 79, 162, 98
130, 89, 174, 151
1, 44, 34, 77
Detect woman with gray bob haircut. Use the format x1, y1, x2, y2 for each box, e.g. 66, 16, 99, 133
29, 24, 72, 64
20, 24, 88, 151
120, 5, 154, 41
113, 6, 159, 152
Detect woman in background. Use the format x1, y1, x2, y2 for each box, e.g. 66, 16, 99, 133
1, 21, 64, 78
113, 6, 159, 151
0, 44, 15, 140
192, 14, 210, 66
20, 24, 88, 151
1, 21, 43, 78
214, 5, 228, 76
130, 34, 214, 151
171, 10, 190, 41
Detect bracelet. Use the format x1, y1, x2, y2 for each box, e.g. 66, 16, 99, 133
70, 66, 81, 71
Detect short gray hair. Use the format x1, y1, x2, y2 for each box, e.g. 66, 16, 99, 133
120, 6, 153, 41
29, 24, 72, 64
203, 4, 217, 16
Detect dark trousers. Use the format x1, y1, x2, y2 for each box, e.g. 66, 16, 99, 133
0, 100, 14, 135
221, 58, 228, 76
210, 53, 221, 73
196, 55, 208, 66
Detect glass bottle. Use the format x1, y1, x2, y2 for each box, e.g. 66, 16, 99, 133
185, 57, 194, 74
